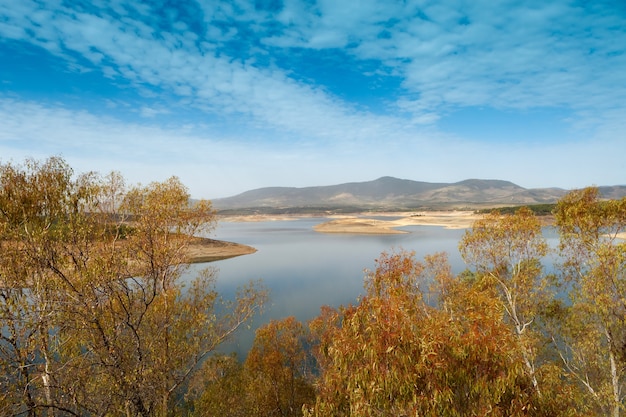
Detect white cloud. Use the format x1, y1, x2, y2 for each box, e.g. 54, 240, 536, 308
1, 0, 625, 195
139, 107, 171, 118
3, 0, 626, 136
3, 97, 624, 196
249, 0, 626, 124
0, 0, 425, 144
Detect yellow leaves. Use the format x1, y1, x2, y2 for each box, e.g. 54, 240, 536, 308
195, 317, 317, 417
0, 157, 266, 416
550, 188, 626, 415
308, 250, 536, 417
460, 207, 548, 276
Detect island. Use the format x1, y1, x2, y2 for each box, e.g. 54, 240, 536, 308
313, 211, 482, 234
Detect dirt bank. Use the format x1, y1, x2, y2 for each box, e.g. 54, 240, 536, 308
185, 237, 257, 263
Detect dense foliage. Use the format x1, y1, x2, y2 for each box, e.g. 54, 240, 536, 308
2, 157, 625, 416
0, 158, 267, 416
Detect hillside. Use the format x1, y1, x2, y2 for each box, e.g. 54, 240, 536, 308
212, 177, 626, 213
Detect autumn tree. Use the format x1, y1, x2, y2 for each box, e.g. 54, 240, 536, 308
306, 250, 539, 417
194, 317, 315, 417
0, 157, 267, 416
243, 317, 315, 416
0, 156, 87, 415
459, 207, 550, 396
188, 354, 249, 417
552, 187, 626, 417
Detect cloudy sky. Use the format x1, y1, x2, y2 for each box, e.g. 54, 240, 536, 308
1, 0, 625, 198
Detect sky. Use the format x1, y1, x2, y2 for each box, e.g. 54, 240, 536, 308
1, 0, 625, 199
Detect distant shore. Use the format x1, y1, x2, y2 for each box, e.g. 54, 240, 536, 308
188, 213, 619, 261
196, 213, 481, 262
313, 211, 482, 234
218, 211, 484, 235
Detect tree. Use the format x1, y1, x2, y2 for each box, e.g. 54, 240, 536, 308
194, 317, 315, 417
244, 317, 315, 416
189, 354, 249, 417
459, 207, 550, 396
0, 156, 86, 416
306, 250, 538, 417
0, 157, 267, 416
552, 187, 626, 417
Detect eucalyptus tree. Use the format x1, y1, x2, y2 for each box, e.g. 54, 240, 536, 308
0, 156, 85, 415
306, 251, 538, 417
195, 317, 315, 417
243, 317, 315, 417
459, 207, 550, 397
0, 157, 267, 416
553, 187, 626, 417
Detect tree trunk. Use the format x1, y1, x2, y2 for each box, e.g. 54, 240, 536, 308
610, 348, 620, 417
40, 329, 56, 416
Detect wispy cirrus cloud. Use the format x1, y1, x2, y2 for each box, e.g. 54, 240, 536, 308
0, 0, 625, 196
243, 1, 626, 122
0, 0, 415, 145
3, 0, 625, 132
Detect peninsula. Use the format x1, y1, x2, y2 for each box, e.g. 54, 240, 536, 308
185, 237, 257, 263
313, 211, 482, 234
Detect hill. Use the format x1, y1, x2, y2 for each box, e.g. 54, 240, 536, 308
212, 177, 626, 214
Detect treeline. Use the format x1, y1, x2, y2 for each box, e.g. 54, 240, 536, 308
2, 157, 626, 416
476, 203, 557, 215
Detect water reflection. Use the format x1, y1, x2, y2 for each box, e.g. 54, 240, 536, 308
186, 218, 561, 356
185, 218, 469, 356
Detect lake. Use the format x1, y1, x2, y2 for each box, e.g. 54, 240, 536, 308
185, 217, 472, 356
187, 217, 560, 356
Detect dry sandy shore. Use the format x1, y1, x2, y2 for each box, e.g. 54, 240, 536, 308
313, 211, 483, 234
189, 212, 480, 262
220, 211, 483, 235
185, 237, 256, 264
186, 213, 621, 262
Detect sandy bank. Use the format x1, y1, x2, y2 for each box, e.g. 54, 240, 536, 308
218, 214, 320, 222
313, 218, 408, 234
314, 211, 482, 234
185, 237, 257, 263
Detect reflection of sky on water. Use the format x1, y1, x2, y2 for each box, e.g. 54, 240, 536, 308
185, 218, 468, 356
185, 219, 561, 357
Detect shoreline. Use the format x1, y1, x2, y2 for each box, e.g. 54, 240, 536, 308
219, 211, 484, 235
185, 237, 257, 263
313, 211, 482, 234
189, 213, 618, 261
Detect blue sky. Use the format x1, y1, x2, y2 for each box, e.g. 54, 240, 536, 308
1, 0, 625, 198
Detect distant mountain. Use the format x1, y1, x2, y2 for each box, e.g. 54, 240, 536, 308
212, 176, 626, 213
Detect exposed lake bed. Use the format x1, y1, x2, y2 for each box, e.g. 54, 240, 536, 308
313, 210, 482, 233
182, 211, 492, 263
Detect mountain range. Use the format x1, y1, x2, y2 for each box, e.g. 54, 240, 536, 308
212, 177, 626, 213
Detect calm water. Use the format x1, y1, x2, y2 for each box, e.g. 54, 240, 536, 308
186, 217, 470, 356
187, 218, 559, 356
